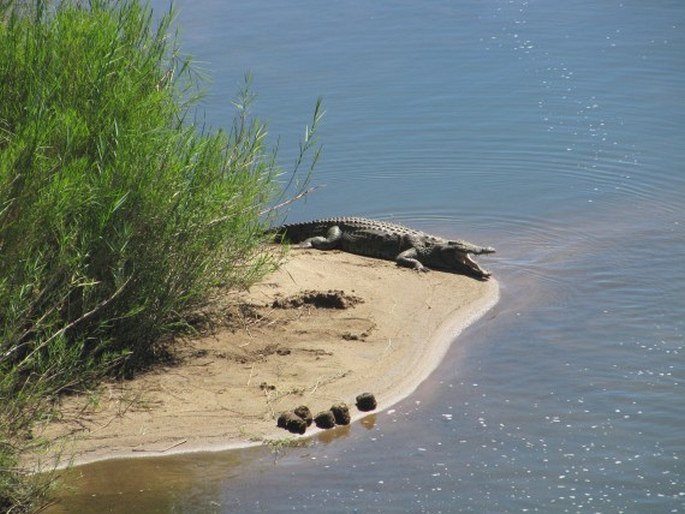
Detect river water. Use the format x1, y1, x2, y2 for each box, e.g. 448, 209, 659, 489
48, 1, 683, 512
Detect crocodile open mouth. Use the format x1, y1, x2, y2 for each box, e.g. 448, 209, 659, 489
462, 254, 492, 279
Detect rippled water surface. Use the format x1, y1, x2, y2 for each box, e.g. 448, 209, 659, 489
50, 0, 683, 512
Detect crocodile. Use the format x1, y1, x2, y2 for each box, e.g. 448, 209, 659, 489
271, 217, 495, 279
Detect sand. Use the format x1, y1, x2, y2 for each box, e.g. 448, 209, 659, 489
31, 249, 498, 469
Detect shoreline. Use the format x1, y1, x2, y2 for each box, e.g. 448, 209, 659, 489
31, 250, 499, 470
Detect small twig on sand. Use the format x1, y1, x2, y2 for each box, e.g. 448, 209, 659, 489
310, 370, 349, 394
132, 439, 187, 453
158, 439, 188, 453
263, 388, 276, 418
246, 363, 256, 386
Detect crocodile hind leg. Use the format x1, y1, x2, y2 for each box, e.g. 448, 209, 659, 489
300, 225, 343, 250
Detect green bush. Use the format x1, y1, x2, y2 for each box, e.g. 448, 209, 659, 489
0, 1, 321, 510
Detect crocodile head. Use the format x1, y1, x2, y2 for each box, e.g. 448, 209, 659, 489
426, 241, 495, 280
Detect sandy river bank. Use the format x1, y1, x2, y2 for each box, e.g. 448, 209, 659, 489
30, 249, 498, 469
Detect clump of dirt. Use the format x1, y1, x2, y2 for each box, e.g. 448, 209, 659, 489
272, 290, 363, 310
276, 411, 307, 434
342, 329, 373, 341
223, 302, 265, 329
185, 301, 265, 335
314, 410, 336, 429
355, 392, 378, 412
330, 402, 351, 425
293, 405, 313, 426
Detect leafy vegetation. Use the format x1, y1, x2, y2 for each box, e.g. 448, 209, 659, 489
0, 1, 321, 510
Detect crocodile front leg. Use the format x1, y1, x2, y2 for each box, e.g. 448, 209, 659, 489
396, 247, 429, 272
300, 225, 343, 250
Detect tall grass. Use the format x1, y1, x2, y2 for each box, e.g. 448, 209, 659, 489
0, 0, 322, 510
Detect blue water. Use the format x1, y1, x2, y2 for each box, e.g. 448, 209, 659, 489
51, 0, 684, 512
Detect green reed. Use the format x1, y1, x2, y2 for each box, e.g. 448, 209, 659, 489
0, 1, 321, 510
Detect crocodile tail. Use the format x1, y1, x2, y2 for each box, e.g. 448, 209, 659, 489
266, 225, 289, 243
266, 223, 316, 244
